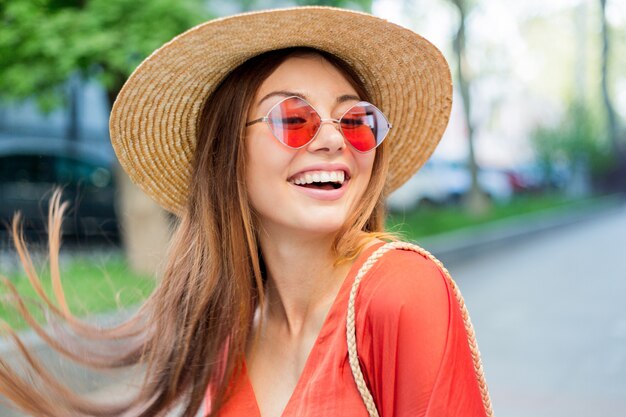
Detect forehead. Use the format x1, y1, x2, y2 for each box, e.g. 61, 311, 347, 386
254, 54, 359, 106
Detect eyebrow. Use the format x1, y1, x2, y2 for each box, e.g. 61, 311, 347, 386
257, 90, 361, 106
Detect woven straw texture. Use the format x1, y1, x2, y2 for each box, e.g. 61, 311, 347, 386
346, 241, 494, 417
109, 6, 452, 215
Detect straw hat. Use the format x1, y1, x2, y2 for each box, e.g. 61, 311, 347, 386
110, 6, 452, 215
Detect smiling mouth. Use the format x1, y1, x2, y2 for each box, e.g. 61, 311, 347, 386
288, 170, 350, 190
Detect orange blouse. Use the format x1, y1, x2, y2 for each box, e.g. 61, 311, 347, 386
206, 242, 488, 417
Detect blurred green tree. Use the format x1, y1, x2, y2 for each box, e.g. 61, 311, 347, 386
1, 0, 212, 274
238, 0, 372, 11
293, 0, 371, 7
531, 101, 615, 191
0, 0, 210, 110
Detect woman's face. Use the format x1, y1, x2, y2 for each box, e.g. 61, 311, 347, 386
245, 54, 375, 237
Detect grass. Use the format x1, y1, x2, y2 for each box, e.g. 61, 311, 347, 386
386, 192, 609, 241
0, 254, 156, 330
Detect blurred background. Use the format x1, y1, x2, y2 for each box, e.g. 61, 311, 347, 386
1, 0, 625, 416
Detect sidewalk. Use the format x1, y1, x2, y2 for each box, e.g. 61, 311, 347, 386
417, 193, 625, 265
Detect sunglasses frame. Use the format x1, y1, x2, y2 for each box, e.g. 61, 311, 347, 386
245, 95, 392, 153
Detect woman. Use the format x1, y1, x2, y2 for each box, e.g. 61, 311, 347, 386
1, 6, 492, 417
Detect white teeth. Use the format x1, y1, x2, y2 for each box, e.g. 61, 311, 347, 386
289, 170, 347, 185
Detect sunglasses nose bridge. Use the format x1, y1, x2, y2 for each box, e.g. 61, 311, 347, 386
318, 118, 341, 129
309, 118, 345, 150
317, 118, 344, 138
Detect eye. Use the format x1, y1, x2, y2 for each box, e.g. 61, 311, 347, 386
341, 116, 368, 128
281, 116, 308, 125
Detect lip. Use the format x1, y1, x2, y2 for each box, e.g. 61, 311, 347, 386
287, 163, 351, 182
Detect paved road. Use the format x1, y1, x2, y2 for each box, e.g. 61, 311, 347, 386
446, 203, 626, 417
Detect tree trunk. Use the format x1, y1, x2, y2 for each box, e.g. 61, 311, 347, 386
599, 0, 623, 156
113, 163, 171, 277
450, 0, 490, 216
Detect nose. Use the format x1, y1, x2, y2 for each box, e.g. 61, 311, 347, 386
307, 119, 345, 153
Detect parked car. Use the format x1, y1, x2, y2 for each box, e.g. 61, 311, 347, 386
386, 159, 513, 212
386, 160, 463, 211
505, 164, 556, 194
0, 137, 119, 242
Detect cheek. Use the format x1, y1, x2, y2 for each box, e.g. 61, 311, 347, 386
348, 151, 377, 211
245, 133, 293, 209
356, 151, 376, 187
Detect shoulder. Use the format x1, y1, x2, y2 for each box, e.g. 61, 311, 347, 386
357, 245, 452, 321
353, 246, 489, 417
354, 245, 452, 401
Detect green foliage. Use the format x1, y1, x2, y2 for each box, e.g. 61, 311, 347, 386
386, 192, 604, 241
0, 0, 210, 110
292, 0, 373, 10
531, 102, 616, 180
237, 0, 373, 12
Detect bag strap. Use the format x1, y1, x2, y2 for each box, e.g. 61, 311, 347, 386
346, 241, 494, 417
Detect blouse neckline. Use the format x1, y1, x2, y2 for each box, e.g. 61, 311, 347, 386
241, 240, 385, 417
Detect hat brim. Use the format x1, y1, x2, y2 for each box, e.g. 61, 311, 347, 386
110, 6, 452, 215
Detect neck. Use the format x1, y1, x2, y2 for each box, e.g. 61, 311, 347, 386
257, 226, 351, 337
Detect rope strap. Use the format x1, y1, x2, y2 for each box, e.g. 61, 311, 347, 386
346, 241, 494, 417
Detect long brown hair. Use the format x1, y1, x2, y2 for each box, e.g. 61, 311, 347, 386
0, 47, 392, 417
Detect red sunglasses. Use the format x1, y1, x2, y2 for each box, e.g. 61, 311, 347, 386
245, 96, 392, 152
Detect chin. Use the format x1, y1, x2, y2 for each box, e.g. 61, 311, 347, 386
302, 222, 345, 235
290, 212, 349, 236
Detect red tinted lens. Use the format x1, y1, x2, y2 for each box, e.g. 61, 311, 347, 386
340, 103, 389, 152
267, 97, 320, 148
